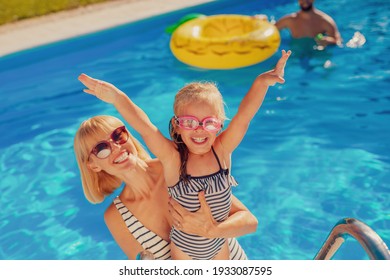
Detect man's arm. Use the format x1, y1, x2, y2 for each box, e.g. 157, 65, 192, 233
275, 14, 293, 31
318, 13, 342, 46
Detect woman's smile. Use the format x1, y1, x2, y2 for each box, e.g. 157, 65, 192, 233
113, 150, 130, 164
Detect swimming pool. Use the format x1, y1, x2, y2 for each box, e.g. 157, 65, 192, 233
0, 0, 389, 260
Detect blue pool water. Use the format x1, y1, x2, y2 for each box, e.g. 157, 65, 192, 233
0, 0, 389, 260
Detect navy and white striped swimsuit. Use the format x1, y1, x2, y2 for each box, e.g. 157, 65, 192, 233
168, 147, 238, 260
114, 197, 248, 260
114, 197, 171, 260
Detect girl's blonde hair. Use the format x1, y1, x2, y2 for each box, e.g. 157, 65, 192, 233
173, 81, 226, 120
170, 82, 226, 180
74, 115, 150, 204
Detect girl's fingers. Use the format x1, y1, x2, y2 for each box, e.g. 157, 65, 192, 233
276, 76, 285, 84
277, 54, 289, 68
274, 51, 291, 75
268, 76, 285, 86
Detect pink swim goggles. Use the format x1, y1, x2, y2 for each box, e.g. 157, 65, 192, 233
174, 115, 222, 132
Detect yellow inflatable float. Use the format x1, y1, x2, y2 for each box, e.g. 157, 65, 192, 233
170, 14, 281, 69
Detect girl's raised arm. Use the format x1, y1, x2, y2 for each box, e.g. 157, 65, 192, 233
219, 50, 291, 153
78, 74, 175, 160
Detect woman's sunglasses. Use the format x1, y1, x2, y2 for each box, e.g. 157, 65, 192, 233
174, 115, 222, 132
89, 126, 129, 159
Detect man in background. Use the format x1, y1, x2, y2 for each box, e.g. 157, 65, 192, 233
275, 0, 342, 47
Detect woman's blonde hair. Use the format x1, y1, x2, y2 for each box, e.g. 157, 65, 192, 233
74, 115, 150, 204
170, 82, 226, 180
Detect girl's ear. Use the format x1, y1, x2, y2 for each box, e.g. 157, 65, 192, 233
171, 117, 180, 134
171, 117, 177, 127
87, 160, 102, 173
217, 123, 224, 135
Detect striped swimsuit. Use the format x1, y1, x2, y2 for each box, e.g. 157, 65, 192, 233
114, 197, 247, 260
114, 197, 171, 260
168, 147, 238, 260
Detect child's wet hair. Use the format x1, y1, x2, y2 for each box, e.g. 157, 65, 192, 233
173, 81, 227, 120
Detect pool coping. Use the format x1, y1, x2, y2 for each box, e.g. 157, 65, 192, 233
0, 0, 213, 57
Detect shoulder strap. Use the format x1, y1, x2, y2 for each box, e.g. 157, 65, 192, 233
211, 146, 223, 170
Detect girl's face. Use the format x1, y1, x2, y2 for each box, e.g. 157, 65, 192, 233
87, 126, 139, 175
176, 101, 221, 155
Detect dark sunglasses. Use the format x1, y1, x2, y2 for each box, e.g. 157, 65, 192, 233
89, 126, 129, 159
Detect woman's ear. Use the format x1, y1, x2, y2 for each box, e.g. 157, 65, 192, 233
87, 160, 102, 173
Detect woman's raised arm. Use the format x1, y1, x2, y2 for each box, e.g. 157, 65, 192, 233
78, 74, 175, 161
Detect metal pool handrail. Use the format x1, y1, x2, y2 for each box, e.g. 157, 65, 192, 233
314, 217, 390, 260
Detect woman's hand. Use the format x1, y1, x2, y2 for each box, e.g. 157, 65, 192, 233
168, 191, 218, 238
78, 73, 123, 104
257, 49, 291, 86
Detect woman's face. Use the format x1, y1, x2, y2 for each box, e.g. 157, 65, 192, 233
87, 126, 139, 175
176, 101, 221, 155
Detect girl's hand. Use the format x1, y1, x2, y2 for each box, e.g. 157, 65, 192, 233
78, 73, 122, 104
258, 49, 291, 86
168, 191, 217, 238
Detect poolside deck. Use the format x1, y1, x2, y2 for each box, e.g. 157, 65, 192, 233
0, 0, 213, 57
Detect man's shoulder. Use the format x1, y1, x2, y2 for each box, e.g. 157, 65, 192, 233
314, 9, 336, 24
275, 12, 298, 27
280, 12, 299, 20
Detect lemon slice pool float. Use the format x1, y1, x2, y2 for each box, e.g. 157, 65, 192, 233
170, 14, 281, 69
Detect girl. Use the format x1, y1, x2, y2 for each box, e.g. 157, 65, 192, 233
78, 50, 290, 259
